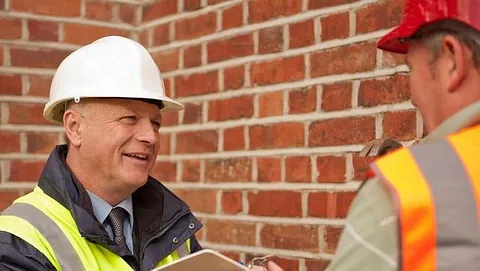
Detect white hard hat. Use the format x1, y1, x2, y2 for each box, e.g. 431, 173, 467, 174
43, 35, 184, 125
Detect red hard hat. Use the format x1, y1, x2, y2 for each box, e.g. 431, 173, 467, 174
377, 0, 480, 54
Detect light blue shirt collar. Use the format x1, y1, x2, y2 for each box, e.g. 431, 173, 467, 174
86, 190, 134, 229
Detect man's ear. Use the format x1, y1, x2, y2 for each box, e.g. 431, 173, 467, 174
441, 35, 468, 93
63, 110, 83, 147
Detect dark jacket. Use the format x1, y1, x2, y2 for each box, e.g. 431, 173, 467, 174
0, 145, 203, 271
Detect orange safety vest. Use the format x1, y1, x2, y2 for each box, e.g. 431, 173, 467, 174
370, 124, 480, 270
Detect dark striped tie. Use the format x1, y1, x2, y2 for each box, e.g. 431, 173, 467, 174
107, 207, 129, 252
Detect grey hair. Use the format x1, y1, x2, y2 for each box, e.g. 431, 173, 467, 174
414, 20, 480, 69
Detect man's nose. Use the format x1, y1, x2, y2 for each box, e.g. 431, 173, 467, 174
135, 119, 159, 145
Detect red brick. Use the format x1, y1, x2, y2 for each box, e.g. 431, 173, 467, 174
10, 48, 71, 69
175, 12, 216, 40
139, 30, 149, 47
28, 20, 58, 42
383, 110, 417, 140
259, 26, 283, 54
174, 189, 217, 213
175, 71, 218, 97
9, 160, 45, 182
223, 126, 245, 151
336, 191, 356, 218
309, 117, 375, 146
316, 155, 346, 183
224, 65, 244, 90
324, 226, 343, 253
0, 45, 3, 65
308, 192, 356, 218
208, 0, 226, 4
353, 154, 375, 180
358, 74, 410, 107
150, 161, 177, 182
251, 56, 305, 86
0, 132, 20, 153
257, 157, 281, 182
205, 158, 252, 182
206, 220, 256, 245
249, 0, 302, 23
182, 103, 202, 124
0, 191, 22, 211
289, 86, 316, 114
258, 91, 283, 118
27, 133, 58, 154
222, 191, 242, 214
309, 0, 356, 9
143, 0, 177, 22
152, 24, 170, 46
311, 42, 376, 77
307, 192, 330, 218
248, 191, 302, 217
0, 18, 22, 39
0, 0, 4, 10
160, 112, 178, 126
207, 34, 254, 63
176, 130, 218, 153
152, 49, 180, 72
158, 133, 170, 155
261, 224, 319, 251
119, 4, 136, 25
184, 0, 202, 11
184, 45, 202, 68
28, 75, 52, 97
249, 122, 304, 149
322, 82, 352, 112
381, 51, 406, 68
11, 0, 81, 17
182, 160, 200, 182
356, 0, 404, 34
321, 12, 349, 41
289, 20, 315, 49
305, 259, 330, 271
208, 96, 254, 121
8, 103, 51, 125
63, 23, 129, 45
285, 156, 311, 183
222, 4, 243, 30
0, 74, 22, 95
85, 0, 113, 21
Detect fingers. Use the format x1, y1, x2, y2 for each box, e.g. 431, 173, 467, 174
267, 261, 284, 271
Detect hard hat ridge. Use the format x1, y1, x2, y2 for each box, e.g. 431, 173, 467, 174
43, 35, 184, 125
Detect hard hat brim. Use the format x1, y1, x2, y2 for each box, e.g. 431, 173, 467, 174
43, 93, 184, 125
377, 24, 415, 54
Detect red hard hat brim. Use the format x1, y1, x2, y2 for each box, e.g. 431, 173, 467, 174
377, 25, 413, 54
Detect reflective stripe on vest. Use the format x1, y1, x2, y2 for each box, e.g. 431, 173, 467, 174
1, 202, 84, 270
372, 125, 480, 270
0, 187, 193, 271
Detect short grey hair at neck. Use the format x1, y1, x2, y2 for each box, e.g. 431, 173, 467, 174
413, 19, 480, 69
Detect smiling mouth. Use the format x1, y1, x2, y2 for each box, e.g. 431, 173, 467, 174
123, 153, 148, 161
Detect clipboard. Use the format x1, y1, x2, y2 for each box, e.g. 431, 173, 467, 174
151, 249, 250, 271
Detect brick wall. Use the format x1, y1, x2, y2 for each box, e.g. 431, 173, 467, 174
0, 0, 419, 270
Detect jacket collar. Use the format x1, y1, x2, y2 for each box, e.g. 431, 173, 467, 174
37, 145, 191, 256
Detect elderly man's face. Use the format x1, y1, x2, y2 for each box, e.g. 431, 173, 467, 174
78, 99, 162, 192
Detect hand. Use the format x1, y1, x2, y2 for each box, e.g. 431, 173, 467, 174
250, 261, 283, 271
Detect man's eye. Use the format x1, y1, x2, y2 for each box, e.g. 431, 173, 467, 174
152, 121, 161, 129
123, 116, 138, 122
